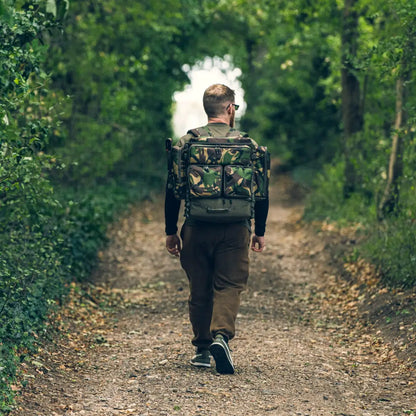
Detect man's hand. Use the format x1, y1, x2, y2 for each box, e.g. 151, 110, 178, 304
166, 234, 181, 257
251, 235, 265, 252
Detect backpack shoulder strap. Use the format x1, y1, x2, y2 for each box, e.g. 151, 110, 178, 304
225, 128, 251, 138
187, 128, 201, 137
225, 128, 240, 138
187, 126, 213, 138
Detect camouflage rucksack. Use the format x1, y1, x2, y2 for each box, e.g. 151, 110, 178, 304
166, 127, 270, 223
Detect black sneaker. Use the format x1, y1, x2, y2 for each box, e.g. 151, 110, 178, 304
190, 348, 211, 368
209, 334, 235, 374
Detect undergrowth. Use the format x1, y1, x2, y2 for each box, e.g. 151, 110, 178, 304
304, 160, 416, 288
362, 216, 416, 288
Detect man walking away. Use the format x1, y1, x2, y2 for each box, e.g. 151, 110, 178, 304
165, 84, 269, 374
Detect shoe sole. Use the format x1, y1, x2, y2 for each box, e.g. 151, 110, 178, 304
209, 342, 235, 374
190, 360, 211, 368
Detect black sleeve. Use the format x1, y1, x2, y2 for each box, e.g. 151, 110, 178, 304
254, 198, 269, 237
164, 183, 181, 235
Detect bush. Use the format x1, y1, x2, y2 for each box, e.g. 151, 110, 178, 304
0, 144, 62, 411
303, 159, 377, 225
362, 216, 416, 288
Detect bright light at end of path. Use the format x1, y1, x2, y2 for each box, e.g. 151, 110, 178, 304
172, 56, 246, 138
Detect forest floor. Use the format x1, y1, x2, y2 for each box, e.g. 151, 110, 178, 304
11, 175, 416, 416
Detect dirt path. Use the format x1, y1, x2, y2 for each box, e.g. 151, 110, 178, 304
12, 177, 415, 416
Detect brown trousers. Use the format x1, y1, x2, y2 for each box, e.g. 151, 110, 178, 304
180, 222, 250, 349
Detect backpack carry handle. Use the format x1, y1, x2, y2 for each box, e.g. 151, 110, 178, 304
207, 208, 230, 213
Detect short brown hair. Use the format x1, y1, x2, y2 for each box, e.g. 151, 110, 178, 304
203, 84, 235, 118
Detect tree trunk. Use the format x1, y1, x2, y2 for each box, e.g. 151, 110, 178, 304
341, 0, 363, 198
377, 78, 408, 219
377, 20, 414, 220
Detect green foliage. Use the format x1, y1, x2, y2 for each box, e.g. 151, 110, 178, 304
0, 1, 151, 411
46, 0, 207, 185
303, 159, 376, 225
0, 2, 55, 410
243, 3, 341, 167
362, 209, 416, 288
55, 181, 155, 282
303, 0, 416, 287
0, 149, 62, 413
1, 0, 416, 410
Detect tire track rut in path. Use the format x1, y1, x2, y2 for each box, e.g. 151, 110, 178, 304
13, 177, 415, 416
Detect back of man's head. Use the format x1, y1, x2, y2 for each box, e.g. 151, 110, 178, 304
203, 84, 235, 118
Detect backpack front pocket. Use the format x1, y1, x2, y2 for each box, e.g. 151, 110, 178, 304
224, 165, 253, 198
188, 165, 222, 198
189, 144, 252, 165
219, 145, 252, 165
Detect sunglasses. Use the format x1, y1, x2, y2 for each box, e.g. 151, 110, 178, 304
227, 103, 240, 111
